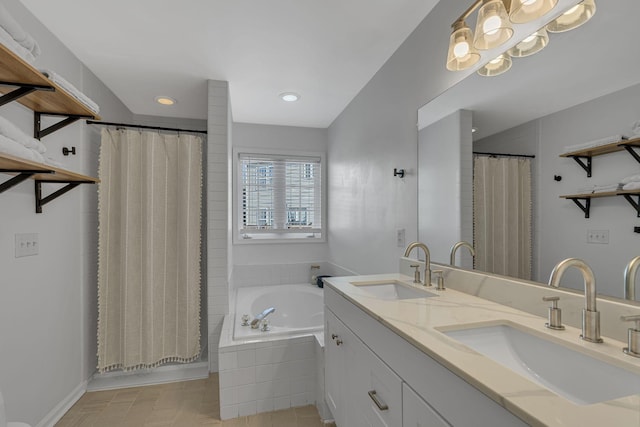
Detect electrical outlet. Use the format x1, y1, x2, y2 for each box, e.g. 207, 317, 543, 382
396, 228, 406, 247
586, 230, 609, 244
15, 233, 39, 257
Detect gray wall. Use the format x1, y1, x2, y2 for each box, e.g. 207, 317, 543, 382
0, 1, 132, 425
326, 1, 477, 274
476, 82, 640, 298
418, 110, 473, 268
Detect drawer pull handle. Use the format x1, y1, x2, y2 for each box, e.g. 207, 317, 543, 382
331, 334, 338, 340
367, 390, 389, 411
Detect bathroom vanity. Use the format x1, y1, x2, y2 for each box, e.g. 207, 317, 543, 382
323, 272, 640, 426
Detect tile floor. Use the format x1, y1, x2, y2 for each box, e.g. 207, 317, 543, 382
55, 374, 329, 426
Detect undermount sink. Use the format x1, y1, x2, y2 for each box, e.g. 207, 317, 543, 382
350, 280, 438, 300
441, 323, 640, 405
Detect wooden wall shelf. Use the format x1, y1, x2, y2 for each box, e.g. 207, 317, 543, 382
0, 152, 98, 213
559, 137, 640, 177
560, 190, 640, 218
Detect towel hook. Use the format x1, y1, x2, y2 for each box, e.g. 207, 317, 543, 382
394, 168, 405, 178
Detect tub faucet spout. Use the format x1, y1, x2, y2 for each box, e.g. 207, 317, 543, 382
404, 242, 431, 286
251, 307, 276, 329
548, 258, 603, 343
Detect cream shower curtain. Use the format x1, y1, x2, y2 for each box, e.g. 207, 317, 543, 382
97, 128, 202, 372
473, 156, 532, 280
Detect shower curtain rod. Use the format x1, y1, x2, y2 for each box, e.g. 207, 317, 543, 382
86, 120, 208, 135
473, 151, 535, 159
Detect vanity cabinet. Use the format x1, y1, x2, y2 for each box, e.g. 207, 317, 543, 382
324, 286, 527, 427
325, 309, 402, 427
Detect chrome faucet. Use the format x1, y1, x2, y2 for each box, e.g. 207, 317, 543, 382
624, 256, 640, 301
449, 241, 475, 266
251, 307, 276, 329
404, 242, 431, 286
548, 258, 603, 343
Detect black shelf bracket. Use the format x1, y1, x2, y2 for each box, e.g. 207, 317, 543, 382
34, 179, 93, 213
34, 112, 94, 140
622, 194, 640, 217
622, 145, 640, 165
570, 155, 592, 177
0, 169, 53, 193
0, 81, 54, 108
568, 197, 591, 218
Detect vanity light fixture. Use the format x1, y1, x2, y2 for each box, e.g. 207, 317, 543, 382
508, 27, 549, 57
477, 53, 513, 76
155, 96, 176, 106
473, 0, 514, 50
546, 0, 596, 32
280, 92, 300, 102
446, 0, 596, 75
510, 0, 558, 24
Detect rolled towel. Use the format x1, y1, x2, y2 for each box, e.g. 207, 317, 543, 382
39, 69, 100, 114
0, 3, 41, 58
0, 133, 45, 164
0, 115, 46, 154
620, 174, 640, 185
0, 26, 35, 64
623, 182, 640, 191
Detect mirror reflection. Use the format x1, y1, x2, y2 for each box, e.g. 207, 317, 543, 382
417, 0, 640, 302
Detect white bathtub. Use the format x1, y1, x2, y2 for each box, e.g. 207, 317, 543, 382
233, 284, 324, 340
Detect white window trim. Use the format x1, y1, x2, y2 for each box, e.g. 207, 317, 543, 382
232, 146, 327, 244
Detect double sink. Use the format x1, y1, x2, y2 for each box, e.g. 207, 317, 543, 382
350, 279, 640, 405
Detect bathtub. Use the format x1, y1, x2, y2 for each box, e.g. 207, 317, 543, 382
233, 284, 324, 341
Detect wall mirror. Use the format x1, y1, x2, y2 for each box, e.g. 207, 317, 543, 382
417, 0, 640, 303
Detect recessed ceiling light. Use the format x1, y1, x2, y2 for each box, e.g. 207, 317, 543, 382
280, 92, 300, 102
155, 96, 176, 106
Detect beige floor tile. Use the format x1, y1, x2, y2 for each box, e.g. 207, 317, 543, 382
54, 374, 325, 427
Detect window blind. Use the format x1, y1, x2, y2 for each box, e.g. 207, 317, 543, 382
239, 153, 322, 236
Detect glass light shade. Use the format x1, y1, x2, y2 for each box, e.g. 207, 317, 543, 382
546, 0, 596, 33
446, 21, 481, 71
507, 28, 549, 57
473, 0, 514, 50
509, 0, 558, 24
477, 53, 512, 77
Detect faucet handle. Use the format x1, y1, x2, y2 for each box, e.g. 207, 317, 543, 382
543, 296, 565, 330
433, 270, 445, 290
621, 315, 640, 358
410, 264, 421, 284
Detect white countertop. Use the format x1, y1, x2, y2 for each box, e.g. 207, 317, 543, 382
324, 273, 640, 427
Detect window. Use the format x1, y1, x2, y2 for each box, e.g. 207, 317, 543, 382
236, 151, 324, 242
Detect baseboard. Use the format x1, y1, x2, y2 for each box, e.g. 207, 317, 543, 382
87, 361, 209, 391
35, 381, 87, 427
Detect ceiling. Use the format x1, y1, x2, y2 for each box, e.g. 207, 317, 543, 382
20, 0, 440, 128
418, 0, 640, 141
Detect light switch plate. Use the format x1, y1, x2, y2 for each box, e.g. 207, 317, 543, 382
15, 233, 39, 257
396, 228, 406, 247
587, 230, 609, 244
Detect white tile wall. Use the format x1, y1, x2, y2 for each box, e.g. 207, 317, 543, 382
218, 335, 318, 420
207, 80, 230, 372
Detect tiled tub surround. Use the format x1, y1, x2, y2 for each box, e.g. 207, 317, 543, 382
325, 271, 640, 426
218, 281, 331, 421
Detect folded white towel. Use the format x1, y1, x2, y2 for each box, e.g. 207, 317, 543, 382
44, 157, 64, 169
0, 115, 46, 154
620, 174, 640, 185
593, 183, 621, 193
0, 133, 45, 164
0, 26, 35, 64
39, 69, 100, 114
622, 181, 640, 191
0, 3, 41, 58
563, 135, 627, 154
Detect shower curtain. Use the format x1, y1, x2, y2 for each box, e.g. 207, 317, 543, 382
473, 155, 532, 280
97, 128, 202, 372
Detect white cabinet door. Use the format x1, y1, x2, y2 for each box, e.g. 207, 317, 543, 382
325, 308, 346, 425
354, 337, 402, 427
403, 383, 450, 427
